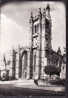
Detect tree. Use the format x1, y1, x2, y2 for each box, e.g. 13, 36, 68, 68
44, 65, 61, 77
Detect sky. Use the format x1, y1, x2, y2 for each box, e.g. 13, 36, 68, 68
0, 1, 66, 55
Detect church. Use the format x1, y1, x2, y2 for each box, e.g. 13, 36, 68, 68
29, 4, 62, 80
0, 4, 64, 81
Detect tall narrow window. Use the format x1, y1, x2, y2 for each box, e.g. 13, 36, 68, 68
35, 25, 37, 33
34, 54, 36, 72
34, 24, 39, 34
45, 18, 50, 33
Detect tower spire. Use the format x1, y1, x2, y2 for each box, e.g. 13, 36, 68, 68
46, 4, 50, 11
46, 4, 51, 20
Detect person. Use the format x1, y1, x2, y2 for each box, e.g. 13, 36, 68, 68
34, 79, 38, 86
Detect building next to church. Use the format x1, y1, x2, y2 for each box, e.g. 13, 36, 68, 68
0, 4, 66, 81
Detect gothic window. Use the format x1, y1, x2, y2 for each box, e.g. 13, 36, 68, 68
45, 18, 51, 33
34, 24, 39, 34
33, 37, 38, 48
45, 35, 48, 41
46, 18, 49, 28
33, 50, 37, 72
35, 25, 37, 33
34, 54, 36, 71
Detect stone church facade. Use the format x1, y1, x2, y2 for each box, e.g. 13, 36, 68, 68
0, 5, 65, 80
29, 5, 63, 80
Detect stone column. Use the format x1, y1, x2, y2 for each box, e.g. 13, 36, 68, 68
12, 49, 16, 79
19, 52, 22, 78
26, 50, 31, 79
15, 52, 19, 79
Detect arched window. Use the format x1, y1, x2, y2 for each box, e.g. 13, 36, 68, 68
45, 18, 51, 33
46, 18, 49, 29
34, 24, 39, 34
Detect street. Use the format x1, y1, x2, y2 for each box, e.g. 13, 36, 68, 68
0, 80, 65, 96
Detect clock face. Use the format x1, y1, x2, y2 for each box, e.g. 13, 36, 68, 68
33, 37, 38, 48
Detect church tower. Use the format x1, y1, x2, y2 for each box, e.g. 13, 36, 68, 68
29, 4, 52, 79
45, 4, 52, 51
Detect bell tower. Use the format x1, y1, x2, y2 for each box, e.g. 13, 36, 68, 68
29, 4, 52, 79
44, 4, 52, 53
29, 8, 42, 79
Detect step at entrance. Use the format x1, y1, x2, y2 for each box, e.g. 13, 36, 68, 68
14, 79, 35, 86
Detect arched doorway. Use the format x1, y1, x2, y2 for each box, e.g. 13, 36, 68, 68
19, 50, 27, 79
